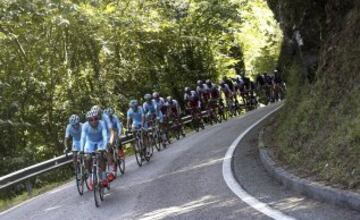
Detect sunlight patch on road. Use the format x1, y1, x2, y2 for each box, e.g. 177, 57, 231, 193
137, 195, 219, 220
127, 157, 224, 188
43, 205, 62, 212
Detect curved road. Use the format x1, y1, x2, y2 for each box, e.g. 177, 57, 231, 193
1, 103, 360, 220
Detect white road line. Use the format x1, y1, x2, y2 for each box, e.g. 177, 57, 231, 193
222, 104, 297, 220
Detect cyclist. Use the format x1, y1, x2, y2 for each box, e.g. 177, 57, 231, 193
206, 80, 221, 111
64, 114, 83, 166
184, 87, 203, 128
196, 80, 210, 110
223, 76, 235, 93
256, 73, 266, 90
143, 93, 163, 124
152, 92, 170, 144
265, 73, 275, 102
90, 105, 116, 181
206, 80, 220, 100
143, 93, 165, 147
184, 87, 201, 111
273, 69, 285, 100
183, 87, 192, 109
165, 96, 182, 117
152, 92, 167, 116
223, 76, 239, 110
234, 75, 246, 103
104, 107, 124, 164
219, 80, 234, 107
80, 110, 109, 188
165, 96, 185, 136
127, 99, 144, 131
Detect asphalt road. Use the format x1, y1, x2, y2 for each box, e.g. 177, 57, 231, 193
1, 103, 359, 220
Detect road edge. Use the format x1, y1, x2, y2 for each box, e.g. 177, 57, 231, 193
258, 129, 360, 212
222, 103, 297, 220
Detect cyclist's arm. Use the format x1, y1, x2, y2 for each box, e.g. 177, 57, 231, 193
64, 125, 72, 151
176, 101, 182, 115
197, 100, 201, 109
101, 121, 108, 150
102, 114, 114, 145
126, 119, 132, 131
115, 115, 122, 138
140, 107, 145, 127
80, 125, 87, 152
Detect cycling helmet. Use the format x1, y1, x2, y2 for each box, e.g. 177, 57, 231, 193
220, 80, 226, 87
104, 107, 114, 116
129, 99, 138, 108
144, 93, 152, 101
197, 80, 203, 86
205, 79, 212, 87
91, 105, 102, 113
86, 110, 99, 120
166, 96, 173, 102
69, 114, 80, 126
184, 87, 191, 93
152, 92, 160, 99
85, 111, 92, 119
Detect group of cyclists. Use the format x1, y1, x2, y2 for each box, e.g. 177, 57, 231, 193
63, 70, 285, 207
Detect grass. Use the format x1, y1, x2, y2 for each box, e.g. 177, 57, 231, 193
265, 58, 360, 192
0, 176, 73, 212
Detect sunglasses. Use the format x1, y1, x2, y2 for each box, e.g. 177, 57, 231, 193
89, 117, 99, 122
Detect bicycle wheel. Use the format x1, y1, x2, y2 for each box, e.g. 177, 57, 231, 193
118, 158, 125, 175
144, 144, 151, 162
223, 108, 228, 120
147, 135, 154, 160
192, 116, 200, 132
85, 169, 92, 191
75, 162, 84, 196
93, 165, 101, 207
200, 119, 205, 129
133, 140, 143, 167
82, 155, 92, 191
110, 150, 118, 178
174, 125, 181, 140
161, 131, 167, 149
153, 129, 161, 151
99, 178, 105, 201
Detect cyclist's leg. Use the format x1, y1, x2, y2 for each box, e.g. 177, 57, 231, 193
72, 141, 81, 167
72, 151, 78, 168
97, 143, 109, 185
84, 141, 98, 173
106, 144, 117, 179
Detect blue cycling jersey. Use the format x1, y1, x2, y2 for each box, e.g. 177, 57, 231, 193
127, 107, 144, 127
153, 98, 165, 112
107, 114, 122, 137
65, 123, 82, 151
102, 113, 113, 141
143, 100, 164, 124
143, 101, 157, 115
80, 120, 108, 152
65, 123, 82, 142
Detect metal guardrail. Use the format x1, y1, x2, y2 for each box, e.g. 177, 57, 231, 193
0, 111, 208, 192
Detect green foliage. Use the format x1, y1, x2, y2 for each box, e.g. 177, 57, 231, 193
235, 0, 283, 77
0, 0, 258, 178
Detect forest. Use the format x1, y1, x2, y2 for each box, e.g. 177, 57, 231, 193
0, 0, 282, 177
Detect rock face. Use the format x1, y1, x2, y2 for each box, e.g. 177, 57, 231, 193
268, 0, 355, 82
266, 0, 360, 189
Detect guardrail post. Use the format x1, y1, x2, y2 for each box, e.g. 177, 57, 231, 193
25, 180, 32, 195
